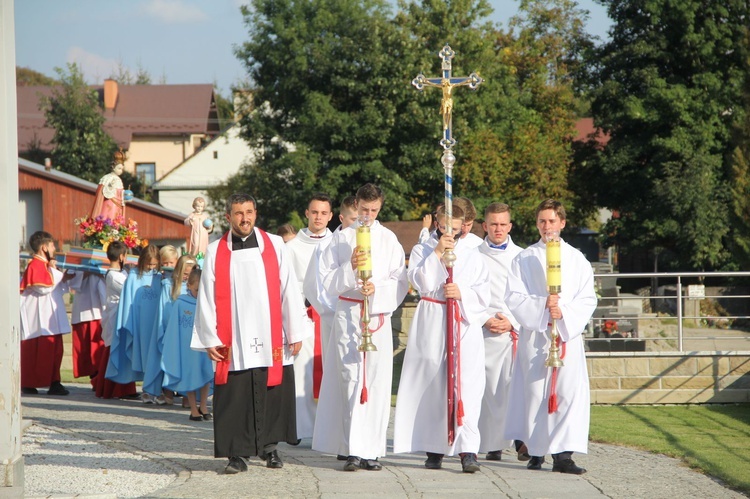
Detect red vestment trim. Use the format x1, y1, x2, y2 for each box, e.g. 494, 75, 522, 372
20, 256, 54, 292
214, 230, 284, 386
307, 306, 323, 399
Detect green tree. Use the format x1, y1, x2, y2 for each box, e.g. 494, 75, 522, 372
229, 0, 413, 228
727, 30, 750, 269
16, 66, 58, 86
589, 0, 748, 271
41, 63, 117, 183
397, 0, 593, 242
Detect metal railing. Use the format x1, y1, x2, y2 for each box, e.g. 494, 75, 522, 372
590, 271, 750, 352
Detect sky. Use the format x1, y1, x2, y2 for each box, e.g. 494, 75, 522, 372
14, 0, 612, 96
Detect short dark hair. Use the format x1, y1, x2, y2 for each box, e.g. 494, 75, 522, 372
29, 231, 54, 253
225, 193, 257, 214
309, 193, 333, 211
535, 199, 566, 221
340, 195, 357, 212
355, 183, 384, 204
106, 241, 128, 262
485, 202, 511, 219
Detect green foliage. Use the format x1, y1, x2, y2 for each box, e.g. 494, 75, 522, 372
16, 66, 58, 86
227, 0, 595, 235
41, 63, 117, 183
727, 30, 750, 269
214, 86, 235, 131
590, 404, 750, 495
109, 60, 153, 85
588, 0, 749, 270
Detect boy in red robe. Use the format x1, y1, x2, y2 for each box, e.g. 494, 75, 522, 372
20, 231, 73, 395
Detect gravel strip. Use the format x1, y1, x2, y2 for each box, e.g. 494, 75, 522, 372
22, 423, 175, 498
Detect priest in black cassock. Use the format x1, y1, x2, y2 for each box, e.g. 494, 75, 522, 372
191, 193, 310, 474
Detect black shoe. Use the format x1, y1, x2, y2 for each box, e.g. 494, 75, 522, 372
224, 456, 248, 474
460, 453, 480, 473
264, 449, 283, 469
21, 387, 38, 395
517, 443, 531, 462
343, 456, 361, 471
290, 439, 302, 446
527, 456, 545, 470
552, 458, 587, 475
486, 450, 502, 461
336, 455, 348, 461
47, 382, 69, 396
189, 414, 203, 421
360, 458, 382, 471
199, 409, 213, 421
424, 452, 443, 470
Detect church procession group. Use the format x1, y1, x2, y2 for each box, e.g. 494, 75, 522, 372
18, 182, 597, 477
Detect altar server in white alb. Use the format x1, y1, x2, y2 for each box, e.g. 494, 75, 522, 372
313, 183, 408, 472
303, 195, 359, 360
476, 202, 529, 462
504, 199, 596, 474
286, 193, 334, 439
453, 197, 483, 249
191, 193, 310, 474
394, 204, 490, 474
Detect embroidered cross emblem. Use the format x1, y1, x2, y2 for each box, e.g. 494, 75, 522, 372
250, 337, 264, 353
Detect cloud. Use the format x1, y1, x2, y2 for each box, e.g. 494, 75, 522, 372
139, 0, 208, 23
66, 47, 119, 83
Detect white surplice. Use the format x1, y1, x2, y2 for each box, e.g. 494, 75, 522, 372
476, 236, 523, 453
191, 229, 310, 368
312, 221, 407, 460
20, 265, 71, 340
393, 237, 489, 456
503, 239, 597, 456
69, 272, 106, 324
286, 227, 332, 438
102, 270, 127, 347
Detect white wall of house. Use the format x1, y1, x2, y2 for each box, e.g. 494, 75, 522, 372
153, 124, 254, 214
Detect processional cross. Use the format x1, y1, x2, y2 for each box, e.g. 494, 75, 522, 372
412, 44, 484, 445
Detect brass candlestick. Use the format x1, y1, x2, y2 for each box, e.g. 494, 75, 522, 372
357, 218, 376, 352
545, 231, 564, 368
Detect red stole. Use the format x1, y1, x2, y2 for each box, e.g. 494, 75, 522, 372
21, 256, 54, 292
214, 229, 284, 386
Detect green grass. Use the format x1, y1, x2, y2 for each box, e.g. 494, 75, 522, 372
591, 404, 750, 495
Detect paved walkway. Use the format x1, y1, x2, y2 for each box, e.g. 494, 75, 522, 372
16, 384, 745, 499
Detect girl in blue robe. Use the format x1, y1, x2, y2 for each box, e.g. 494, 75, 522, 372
162, 268, 213, 421
106, 245, 161, 386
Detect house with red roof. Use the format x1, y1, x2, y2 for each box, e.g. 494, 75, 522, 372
17, 80, 220, 186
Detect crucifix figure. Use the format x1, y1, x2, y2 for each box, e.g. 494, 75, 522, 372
411, 44, 484, 447
412, 44, 484, 150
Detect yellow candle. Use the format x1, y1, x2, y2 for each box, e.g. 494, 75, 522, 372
356, 224, 372, 272
546, 238, 561, 294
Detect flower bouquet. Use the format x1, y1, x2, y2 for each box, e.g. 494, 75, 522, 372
75, 215, 144, 250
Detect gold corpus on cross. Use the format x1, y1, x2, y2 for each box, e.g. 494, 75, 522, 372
412, 44, 484, 151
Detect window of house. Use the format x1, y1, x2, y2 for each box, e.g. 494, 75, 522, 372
213, 151, 218, 159
136, 163, 156, 185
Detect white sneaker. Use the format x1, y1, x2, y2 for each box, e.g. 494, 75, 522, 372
154, 395, 167, 405
141, 393, 154, 404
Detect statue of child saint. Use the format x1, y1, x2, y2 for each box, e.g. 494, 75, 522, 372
90, 150, 127, 221
184, 197, 213, 257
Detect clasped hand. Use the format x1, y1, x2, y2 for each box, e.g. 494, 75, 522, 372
546, 294, 563, 320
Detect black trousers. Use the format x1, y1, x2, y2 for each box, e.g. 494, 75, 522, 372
213, 364, 297, 458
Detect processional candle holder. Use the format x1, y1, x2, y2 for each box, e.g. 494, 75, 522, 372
545, 231, 564, 368
357, 216, 377, 352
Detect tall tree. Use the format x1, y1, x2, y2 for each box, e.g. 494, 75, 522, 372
727, 29, 750, 269
589, 0, 749, 271
226, 0, 412, 228
41, 63, 117, 183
